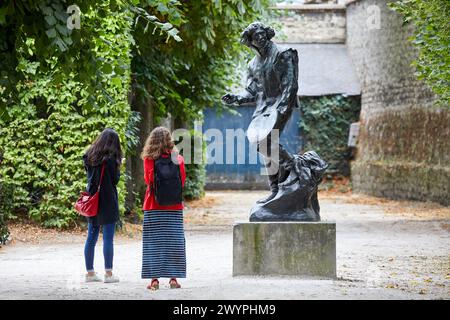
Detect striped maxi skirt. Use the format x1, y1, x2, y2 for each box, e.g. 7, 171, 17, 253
141, 210, 186, 279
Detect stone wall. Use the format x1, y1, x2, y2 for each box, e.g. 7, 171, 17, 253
275, 4, 346, 43
346, 0, 450, 205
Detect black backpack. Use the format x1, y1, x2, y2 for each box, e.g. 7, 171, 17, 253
153, 155, 183, 206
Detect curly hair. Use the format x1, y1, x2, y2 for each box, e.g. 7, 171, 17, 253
240, 22, 275, 47
141, 126, 176, 160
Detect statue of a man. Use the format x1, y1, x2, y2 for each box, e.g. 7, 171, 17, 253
222, 22, 300, 204
222, 22, 327, 222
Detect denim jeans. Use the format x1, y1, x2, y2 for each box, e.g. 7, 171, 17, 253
84, 223, 116, 272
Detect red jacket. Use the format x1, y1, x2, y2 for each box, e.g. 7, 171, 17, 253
142, 153, 186, 211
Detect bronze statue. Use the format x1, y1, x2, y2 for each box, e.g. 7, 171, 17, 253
222, 22, 328, 221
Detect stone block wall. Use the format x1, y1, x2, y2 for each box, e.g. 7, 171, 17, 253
275, 5, 346, 43
346, 0, 450, 205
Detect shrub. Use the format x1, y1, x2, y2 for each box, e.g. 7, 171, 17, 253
0, 181, 14, 245
174, 129, 206, 200
299, 95, 361, 176
0, 2, 132, 228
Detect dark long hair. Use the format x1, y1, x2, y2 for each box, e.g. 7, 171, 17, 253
85, 128, 122, 167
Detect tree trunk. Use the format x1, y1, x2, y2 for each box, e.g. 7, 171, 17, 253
125, 81, 154, 216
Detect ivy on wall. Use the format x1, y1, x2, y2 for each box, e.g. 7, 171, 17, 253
389, 0, 450, 107
299, 95, 361, 176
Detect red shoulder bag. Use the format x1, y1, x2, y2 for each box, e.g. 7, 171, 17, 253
74, 162, 105, 217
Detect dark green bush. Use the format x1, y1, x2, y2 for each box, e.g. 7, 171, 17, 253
0, 181, 14, 245
175, 129, 206, 200
299, 95, 361, 176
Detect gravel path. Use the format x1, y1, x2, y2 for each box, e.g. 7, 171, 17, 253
0, 191, 448, 300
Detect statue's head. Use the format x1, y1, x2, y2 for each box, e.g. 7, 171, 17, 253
240, 22, 275, 50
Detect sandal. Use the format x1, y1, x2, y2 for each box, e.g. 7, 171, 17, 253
169, 278, 181, 289
147, 278, 159, 291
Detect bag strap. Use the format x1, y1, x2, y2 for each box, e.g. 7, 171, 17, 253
97, 162, 106, 192
151, 158, 156, 193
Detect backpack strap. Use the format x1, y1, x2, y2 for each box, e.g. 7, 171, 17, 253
151, 158, 156, 194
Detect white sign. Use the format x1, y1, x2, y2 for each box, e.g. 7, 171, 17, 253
348, 122, 360, 147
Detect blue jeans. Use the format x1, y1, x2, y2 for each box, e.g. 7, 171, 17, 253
84, 223, 116, 272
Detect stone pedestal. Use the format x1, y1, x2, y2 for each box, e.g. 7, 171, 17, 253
233, 222, 336, 278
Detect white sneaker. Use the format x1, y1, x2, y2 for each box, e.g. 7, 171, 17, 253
85, 273, 102, 283
104, 274, 120, 283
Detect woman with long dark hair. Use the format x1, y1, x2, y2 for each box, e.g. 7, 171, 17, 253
83, 128, 122, 283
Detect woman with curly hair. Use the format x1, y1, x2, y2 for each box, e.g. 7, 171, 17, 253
141, 126, 186, 290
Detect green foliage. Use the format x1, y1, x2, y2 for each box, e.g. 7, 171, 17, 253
184, 130, 207, 201
389, 0, 450, 107
0, 181, 14, 245
174, 129, 206, 200
131, 0, 276, 123
0, 1, 133, 228
130, 0, 275, 200
299, 95, 361, 176
0, 0, 276, 228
